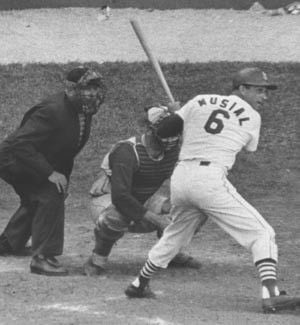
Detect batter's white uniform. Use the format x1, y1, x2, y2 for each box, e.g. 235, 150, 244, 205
149, 94, 278, 267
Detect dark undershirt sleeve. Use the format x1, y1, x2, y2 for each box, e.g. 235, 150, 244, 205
109, 143, 147, 222
156, 113, 184, 138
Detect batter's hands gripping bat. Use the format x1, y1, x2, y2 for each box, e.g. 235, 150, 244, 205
130, 19, 175, 104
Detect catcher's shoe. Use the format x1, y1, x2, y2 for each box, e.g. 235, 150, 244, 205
262, 292, 300, 313
125, 284, 156, 299
83, 256, 106, 276
168, 255, 202, 269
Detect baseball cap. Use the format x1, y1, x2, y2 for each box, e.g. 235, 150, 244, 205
66, 67, 88, 82
232, 67, 277, 90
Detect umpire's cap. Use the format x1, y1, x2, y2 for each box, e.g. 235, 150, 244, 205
66, 66, 105, 88
232, 67, 277, 90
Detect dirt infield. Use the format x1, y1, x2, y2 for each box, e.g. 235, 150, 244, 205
1, 192, 299, 324
0, 8, 299, 325
0, 8, 299, 64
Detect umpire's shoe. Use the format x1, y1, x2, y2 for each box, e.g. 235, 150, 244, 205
125, 284, 156, 299
30, 255, 68, 276
262, 292, 300, 313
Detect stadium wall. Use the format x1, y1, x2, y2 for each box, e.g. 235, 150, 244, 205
0, 0, 293, 11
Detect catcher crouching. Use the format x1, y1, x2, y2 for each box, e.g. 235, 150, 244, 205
84, 106, 205, 276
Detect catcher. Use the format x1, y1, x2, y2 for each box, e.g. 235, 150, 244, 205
84, 106, 205, 275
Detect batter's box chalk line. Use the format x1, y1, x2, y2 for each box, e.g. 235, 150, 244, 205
38, 303, 107, 316
136, 316, 179, 325
38, 303, 176, 324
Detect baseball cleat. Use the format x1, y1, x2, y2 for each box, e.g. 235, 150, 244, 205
262, 294, 300, 313
125, 284, 156, 299
83, 256, 106, 276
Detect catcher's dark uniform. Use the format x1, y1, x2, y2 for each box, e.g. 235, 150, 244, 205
98, 137, 179, 229
109, 138, 179, 222
0, 92, 92, 257
87, 136, 182, 266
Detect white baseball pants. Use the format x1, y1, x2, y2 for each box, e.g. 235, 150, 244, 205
149, 160, 278, 268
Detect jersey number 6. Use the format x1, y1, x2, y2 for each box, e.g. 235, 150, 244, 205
204, 109, 230, 134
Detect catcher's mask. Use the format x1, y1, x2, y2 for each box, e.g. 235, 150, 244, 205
66, 67, 107, 115
146, 106, 180, 151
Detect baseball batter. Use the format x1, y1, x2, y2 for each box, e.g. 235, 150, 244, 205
125, 67, 300, 313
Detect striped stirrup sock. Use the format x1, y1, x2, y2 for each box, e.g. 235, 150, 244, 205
132, 259, 161, 288
256, 259, 280, 298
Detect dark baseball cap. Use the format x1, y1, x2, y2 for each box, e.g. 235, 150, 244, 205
66, 66, 104, 87
66, 67, 88, 82
232, 67, 277, 90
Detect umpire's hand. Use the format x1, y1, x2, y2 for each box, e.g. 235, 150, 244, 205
48, 171, 68, 194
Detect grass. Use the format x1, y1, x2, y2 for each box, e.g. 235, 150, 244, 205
0, 61, 299, 198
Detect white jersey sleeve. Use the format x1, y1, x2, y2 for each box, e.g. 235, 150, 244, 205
176, 98, 194, 121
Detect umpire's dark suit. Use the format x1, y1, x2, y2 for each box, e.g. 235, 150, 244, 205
0, 92, 92, 257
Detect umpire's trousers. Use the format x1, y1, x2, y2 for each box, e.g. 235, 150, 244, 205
1, 172, 65, 257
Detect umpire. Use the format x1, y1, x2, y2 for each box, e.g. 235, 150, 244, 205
0, 66, 107, 276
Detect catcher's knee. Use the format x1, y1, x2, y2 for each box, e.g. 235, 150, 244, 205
96, 204, 130, 233
94, 221, 124, 242
89, 194, 111, 224
93, 222, 124, 257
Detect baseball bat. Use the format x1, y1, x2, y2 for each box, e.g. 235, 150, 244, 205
130, 19, 175, 103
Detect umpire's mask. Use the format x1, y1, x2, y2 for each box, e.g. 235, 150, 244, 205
66, 67, 107, 115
